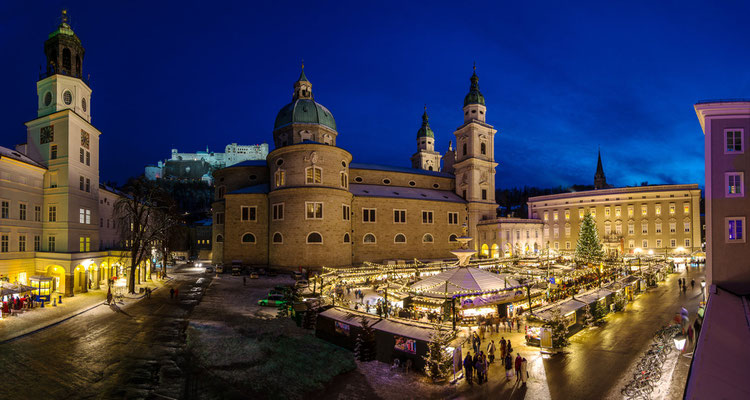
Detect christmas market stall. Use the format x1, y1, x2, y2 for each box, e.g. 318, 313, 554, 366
409, 266, 531, 325
372, 318, 444, 371
315, 307, 380, 350
573, 287, 614, 312
529, 297, 587, 331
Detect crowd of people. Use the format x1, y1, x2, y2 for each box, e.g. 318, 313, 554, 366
1, 294, 35, 315
463, 334, 528, 386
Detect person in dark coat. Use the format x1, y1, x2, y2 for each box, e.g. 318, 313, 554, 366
169, 288, 174, 299
463, 353, 474, 384
515, 353, 523, 382
504, 353, 514, 379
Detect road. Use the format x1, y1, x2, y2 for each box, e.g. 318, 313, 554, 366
0, 266, 208, 399
543, 266, 705, 400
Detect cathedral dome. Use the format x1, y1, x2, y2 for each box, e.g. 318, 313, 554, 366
463, 68, 485, 107
273, 99, 337, 131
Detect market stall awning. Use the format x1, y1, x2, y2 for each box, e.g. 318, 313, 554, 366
372, 318, 438, 342
533, 298, 586, 321
410, 266, 522, 298
319, 307, 379, 328
574, 288, 613, 305
0, 282, 35, 296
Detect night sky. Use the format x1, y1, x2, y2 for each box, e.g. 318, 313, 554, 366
2, 1, 749, 189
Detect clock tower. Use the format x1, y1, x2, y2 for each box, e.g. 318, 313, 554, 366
25, 10, 101, 257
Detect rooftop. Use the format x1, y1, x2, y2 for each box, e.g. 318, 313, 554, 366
695, 98, 750, 105
349, 183, 464, 203
527, 183, 700, 202
0, 145, 45, 169
349, 162, 454, 178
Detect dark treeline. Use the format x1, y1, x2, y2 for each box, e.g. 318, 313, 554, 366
495, 184, 594, 218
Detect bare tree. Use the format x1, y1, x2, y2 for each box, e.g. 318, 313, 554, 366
113, 177, 172, 294
151, 197, 185, 279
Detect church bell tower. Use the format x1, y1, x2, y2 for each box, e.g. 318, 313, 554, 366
411, 106, 442, 171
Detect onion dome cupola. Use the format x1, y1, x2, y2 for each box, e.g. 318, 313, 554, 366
416, 106, 435, 139
44, 9, 85, 79
462, 63, 487, 123
273, 63, 338, 148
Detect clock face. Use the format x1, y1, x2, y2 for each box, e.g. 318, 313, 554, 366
40, 126, 54, 144
63, 91, 72, 105
81, 130, 90, 149
44, 92, 52, 106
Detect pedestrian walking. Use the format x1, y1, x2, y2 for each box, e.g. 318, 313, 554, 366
475, 353, 485, 384
487, 340, 496, 363
107, 287, 113, 304
463, 353, 474, 384
504, 353, 514, 380
506, 318, 512, 332
500, 337, 507, 359
508, 341, 513, 356
520, 357, 528, 386
515, 353, 522, 383
169, 288, 174, 299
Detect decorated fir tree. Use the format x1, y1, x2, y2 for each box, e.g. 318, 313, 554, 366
544, 309, 570, 348
575, 213, 604, 266
612, 291, 627, 312
581, 303, 595, 327
591, 300, 606, 321
353, 315, 376, 362
422, 324, 454, 382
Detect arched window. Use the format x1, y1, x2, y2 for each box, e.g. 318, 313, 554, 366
272, 232, 283, 244
306, 232, 322, 244
306, 166, 322, 184
394, 233, 406, 243
428, 166, 433, 171
449, 234, 458, 242
343, 233, 350, 243
340, 172, 348, 188
423, 233, 434, 243
363, 233, 376, 244
216, 235, 224, 243
241, 233, 256, 243
480, 143, 486, 155
62, 48, 71, 72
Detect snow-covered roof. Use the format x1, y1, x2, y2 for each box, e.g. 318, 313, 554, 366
349, 162, 454, 178
410, 267, 522, 298
350, 184, 465, 204
573, 288, 613, 305
319, 307, 378, 328
372, 318, 437, 342
0, 145, 45, 169
685, 286, 750, 399
533, 298, 586, 320
228, 183, 269, 195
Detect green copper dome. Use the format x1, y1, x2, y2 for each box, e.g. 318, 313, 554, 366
274, 99, 337, 131
417, 108, 434, 138
463, 69, 485, 107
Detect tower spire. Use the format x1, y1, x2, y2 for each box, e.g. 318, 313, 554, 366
594, 148, 608, 189
293, 61, 312, 101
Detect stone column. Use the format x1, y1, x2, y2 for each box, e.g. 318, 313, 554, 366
64, 274, 75, 297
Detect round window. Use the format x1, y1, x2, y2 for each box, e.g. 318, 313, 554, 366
433, 183, 440, 189
43, 92, 52, 106
408, 181, 416, 187
249, 174, 257, 180
81, 97, 87, 112
341, 161, 346, 167
276, 159, 284, 166
63, 91, 72, 105
383, 179, 391, 185
354, 176, 363, 183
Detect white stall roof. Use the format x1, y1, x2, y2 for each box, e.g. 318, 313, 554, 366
574, 289, 613, 304
319, 307, 378, 328
534, 298, 586, 320
410, 266, 521, 298
372, 318, 438, 342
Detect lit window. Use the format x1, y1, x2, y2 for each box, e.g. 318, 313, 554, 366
725, 129, 743, 153
628, 206, 634, 218
578, 208, 584, 219
306, 167, 322, 184
669, 203, 675, 215
641, 205, 648, 216
306, 202, 323, 219
727, 172, 744, 197
564, 209, 570, 220
590, 209, 596, 218
683, 203, 690, 214
553, 211, 558, 221
544, 211, 549, 221
604, 207, 610, 218
275, 170, 286, 187
655, 204, 661, 216
615, 207, 621, 218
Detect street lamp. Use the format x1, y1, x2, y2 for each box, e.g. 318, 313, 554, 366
701, 279, 706, 303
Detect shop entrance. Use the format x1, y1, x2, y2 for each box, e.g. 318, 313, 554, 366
46, 265, 65, 294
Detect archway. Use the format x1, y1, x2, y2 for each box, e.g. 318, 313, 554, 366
100, 261, 109, 285
491, 244, 500, 259
505, 243, 512, 257
46, 265, 66, 294
73, 264, 88, 293
480, 244, 489, 257
88, 263, 100, 290
534, 243, 539, 253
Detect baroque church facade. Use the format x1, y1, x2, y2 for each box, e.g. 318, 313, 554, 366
0, 12, 130, 296
212, 66, 507, 268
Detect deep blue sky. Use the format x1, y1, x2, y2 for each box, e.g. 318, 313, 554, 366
2, 1, 748, 189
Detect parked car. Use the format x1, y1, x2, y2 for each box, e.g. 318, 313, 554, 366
204, 266, 214, 273
231, 266, 242, 276
258, 294, 287, 307
249, 272, 259, 279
